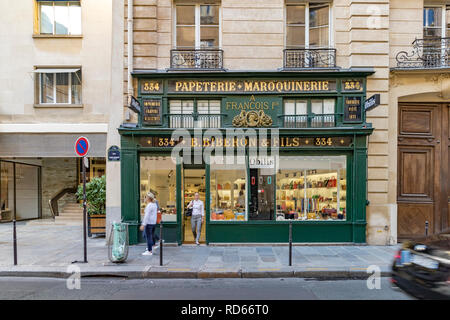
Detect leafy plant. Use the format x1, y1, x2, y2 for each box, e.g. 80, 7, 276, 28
76, 175, 106, 215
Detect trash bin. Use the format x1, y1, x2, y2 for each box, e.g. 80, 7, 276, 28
108, 222, 129, 263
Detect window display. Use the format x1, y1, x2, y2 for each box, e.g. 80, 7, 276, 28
140, 156, 177, 222
276, 156, 347, 221
210, 156, 247, 221
249, 168, 275, 220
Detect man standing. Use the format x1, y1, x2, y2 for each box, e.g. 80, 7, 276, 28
187, 192, 204, 245
140, 192, 157, 256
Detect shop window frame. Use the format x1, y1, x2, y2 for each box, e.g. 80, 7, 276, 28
168, 98, 223, 128
282, 97, 337, 128
0, 160, 42, 223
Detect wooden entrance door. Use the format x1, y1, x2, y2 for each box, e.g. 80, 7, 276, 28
397, 103, 449, 239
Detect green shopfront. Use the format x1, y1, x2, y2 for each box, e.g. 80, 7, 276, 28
119, 71, 374, 245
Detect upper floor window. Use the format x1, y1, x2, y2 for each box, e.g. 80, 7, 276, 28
36, 69, 82, 105
284, 98, 335, 128
37, 1, 81, 35
175, 4, 220, 48
286, 2, 331, 48
169, 99, 221, 128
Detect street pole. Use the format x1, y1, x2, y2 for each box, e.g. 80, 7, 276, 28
13, 162, 17, 266
160, 222, 163, 266
83, 156, 88, 263
289, 221, 292, 266
13, 219, 17, 265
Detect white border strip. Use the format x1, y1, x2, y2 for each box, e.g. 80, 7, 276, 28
0, 123, 108, 133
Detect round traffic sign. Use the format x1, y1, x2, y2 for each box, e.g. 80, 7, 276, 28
75, 136, 90, 157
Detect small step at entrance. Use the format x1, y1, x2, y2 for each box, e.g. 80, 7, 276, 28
54, 202, 83, 223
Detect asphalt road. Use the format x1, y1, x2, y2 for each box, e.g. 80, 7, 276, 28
0, 277, 412, 300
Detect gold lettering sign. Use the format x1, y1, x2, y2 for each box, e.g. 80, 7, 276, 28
168, 80, 336, 93
342, 79, 363, 92
141, 80, 162, 93
142, 99, 162, 125
139, 137, 352, 148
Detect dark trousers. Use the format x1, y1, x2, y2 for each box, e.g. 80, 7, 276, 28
144, 224, 156, 252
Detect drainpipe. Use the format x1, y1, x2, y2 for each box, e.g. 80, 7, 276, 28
127, 0, 134, 119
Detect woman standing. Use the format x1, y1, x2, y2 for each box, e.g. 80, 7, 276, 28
140, 192, 157, 256
187, 192, 204, 245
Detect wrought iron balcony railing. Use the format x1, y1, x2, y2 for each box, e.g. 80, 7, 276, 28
279, 113, 342, 128
283, 48, 337, 69
167, 113, 223, 128
170, 49, 224, 70
396, 37, 450, 68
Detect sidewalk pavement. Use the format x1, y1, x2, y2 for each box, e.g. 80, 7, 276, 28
0, 221, 399, 279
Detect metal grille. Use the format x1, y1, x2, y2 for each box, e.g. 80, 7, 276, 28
396, 37, 450, 68
170, 49, 223, 70
284, 48, 336, 69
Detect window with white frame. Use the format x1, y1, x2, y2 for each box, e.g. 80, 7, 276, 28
38, 1, 81, 35
286, 2, 331, 48
175, 4, 220, 48
37, 70, 82, 105
423, 5, 450, 38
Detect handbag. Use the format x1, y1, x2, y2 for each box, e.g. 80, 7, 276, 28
157, 211, 162, 224
185, 207, 193, 217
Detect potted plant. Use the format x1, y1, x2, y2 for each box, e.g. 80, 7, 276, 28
76, 175, 106, 237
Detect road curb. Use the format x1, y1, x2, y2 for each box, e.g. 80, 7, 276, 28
0, 268, 391, 279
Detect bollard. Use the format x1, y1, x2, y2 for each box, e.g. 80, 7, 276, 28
159, 222, 163, 266
13, 219, 17, 265
425, 220, 429, 237
289, 221, 292, 266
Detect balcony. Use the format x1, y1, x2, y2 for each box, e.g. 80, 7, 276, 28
396, 37, 450, 69
279, 113, 341, 128
170, 49, 224, 70
283, 48, 337, 69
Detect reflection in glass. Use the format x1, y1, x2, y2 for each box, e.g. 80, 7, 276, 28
40, 73, 54, 104
56, 73, 69, 103
15, 164, 39, 220
40, 3, 54, 34
140, 157, 177, 222
0, 162, 14, 222
71, 71, 82, 104
55, 2, 69, 35
276, 156, 347, 221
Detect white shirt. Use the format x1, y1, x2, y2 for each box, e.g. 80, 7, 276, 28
189, 199, 204, 217
142, 202, 157, 225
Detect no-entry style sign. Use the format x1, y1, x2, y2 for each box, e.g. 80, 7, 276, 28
75, 136, 90, 157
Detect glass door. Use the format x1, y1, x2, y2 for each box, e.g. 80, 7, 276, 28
183, 168, 206, 243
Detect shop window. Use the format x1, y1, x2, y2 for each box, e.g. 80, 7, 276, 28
276, 156, 347, 221
140, 156, 177, 222
0, 161, 41, 222
210, 156, 247, 221
15, 164, 40, 220
175, 4, 220, 48
286, 2, 330, 48
283, 98, 335, 128
249, 168, 275, 220
0, 162, 14, 222
37, 1, 82, 35
36, 70, 82, 105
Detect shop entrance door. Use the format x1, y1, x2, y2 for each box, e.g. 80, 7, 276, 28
183, 168, 207, 244
397, 103, 449, 239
